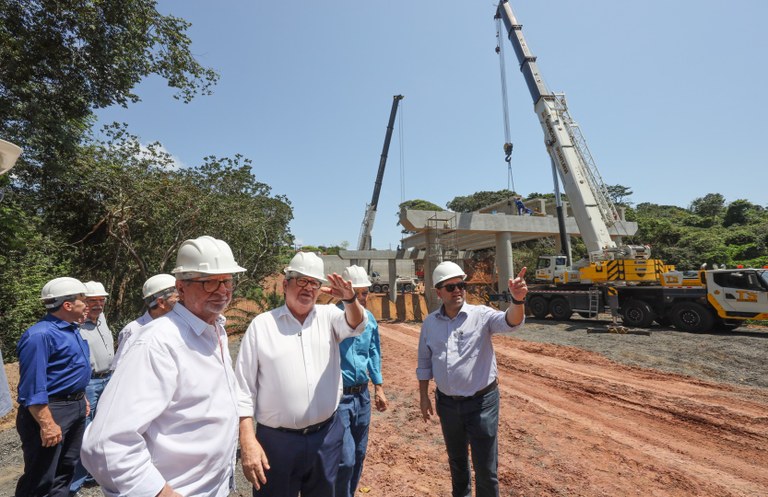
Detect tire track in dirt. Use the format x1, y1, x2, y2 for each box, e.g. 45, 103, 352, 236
370, 322, 768, 497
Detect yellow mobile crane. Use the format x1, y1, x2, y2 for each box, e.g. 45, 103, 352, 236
495, 1, 768, 331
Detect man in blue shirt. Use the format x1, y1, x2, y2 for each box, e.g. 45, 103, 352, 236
15, 277, 91, 497
417, 261, 528, 497
336, 265, 388, 497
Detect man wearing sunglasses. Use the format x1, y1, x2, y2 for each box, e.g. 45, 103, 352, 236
81, 236, 245, 497
235, 251, 367, 497
417, 260, 528, 497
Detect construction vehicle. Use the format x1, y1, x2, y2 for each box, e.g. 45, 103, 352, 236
495, 1, 768, 331
357, 95, 404, 253
368, 271, 419, 294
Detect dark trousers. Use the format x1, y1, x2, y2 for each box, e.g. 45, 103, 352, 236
15, 398, 87, 497
254, 413, 343, 497
335, 389, 372, 497
436, 387, 500, 497
70, 375, 110, 492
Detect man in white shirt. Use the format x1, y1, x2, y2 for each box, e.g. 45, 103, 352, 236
235, 252, 366, 497
111, 273, 178, 370
80, 236, 246, 497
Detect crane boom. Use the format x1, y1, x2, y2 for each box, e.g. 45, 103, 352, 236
358, 94, 404, 251
496, 1, 620, 261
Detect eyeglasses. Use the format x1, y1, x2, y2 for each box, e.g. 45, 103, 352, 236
188, 279, 234, 293
438, 281, 467, 292
294, 277, 322, 290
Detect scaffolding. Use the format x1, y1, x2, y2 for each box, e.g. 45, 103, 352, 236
427, 213, 459, 264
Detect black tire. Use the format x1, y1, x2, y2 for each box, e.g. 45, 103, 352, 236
549, 297, 572, 320
403, 284, 413, 292
381, 284, 390, 293
621, 299, 656, 328
670, 302, 714, 333
528, 296, 549, 319
372, 284, 382, 293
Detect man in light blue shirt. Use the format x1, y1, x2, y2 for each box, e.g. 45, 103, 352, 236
417, 261, 528, 497
336, 265, 388, 497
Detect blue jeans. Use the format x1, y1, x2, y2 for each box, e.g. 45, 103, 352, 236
335, 389, 372, 497
436, 386, 500, 497
70, 374, 110, 493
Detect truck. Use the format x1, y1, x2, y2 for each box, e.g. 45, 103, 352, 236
368, 271, 419, 294
495, 1, 768, 331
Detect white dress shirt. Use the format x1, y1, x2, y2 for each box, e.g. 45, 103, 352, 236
235, 303, 366, 429
80, 304, 239, 497
111, 311, 152, 370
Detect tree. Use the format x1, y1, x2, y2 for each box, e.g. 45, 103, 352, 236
605, 184, 633, 206
446, 189, 516, 213
723, 199, 763, 227
689, 193, 725, 218
0, 0, 218, 170
399, 199, 444, 211
39, 127, 294, 324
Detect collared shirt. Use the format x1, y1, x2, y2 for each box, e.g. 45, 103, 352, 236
235, 304, 367, 429
339, 309, 383, 387
80, 303, 239, 497
416, 303, 524, 397
16, 314, 91, 406
111, 311, 152, 370
79, 313, 114, 374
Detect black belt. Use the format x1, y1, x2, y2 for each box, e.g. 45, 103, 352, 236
262, 413, 335, 435
48, 391, 85, 402
92, 370, 111, 379
438, 379, 498, 401
343, 383, 368, 395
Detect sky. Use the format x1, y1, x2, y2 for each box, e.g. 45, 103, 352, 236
94, 0, 768, 250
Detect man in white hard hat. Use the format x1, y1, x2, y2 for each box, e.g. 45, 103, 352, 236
15, 277, 91, 497
71, 280, 114, 493
235, 251, 367, 497
81, 236, 245, 497
334, 265, 388, 497
417, 261, 528, 497
111, 273, 179, 369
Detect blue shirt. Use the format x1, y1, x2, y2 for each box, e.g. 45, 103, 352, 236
16, 314, 91, 406
416, 302, 522, 397
338, 308, 384, 387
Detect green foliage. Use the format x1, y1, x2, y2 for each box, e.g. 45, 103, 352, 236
399, 199, 443, 211
605, 184, 633, 206
689, 193, 725, 218
446, 189, 516, 213
0, 0, 218, 167
0, 232, 75, 361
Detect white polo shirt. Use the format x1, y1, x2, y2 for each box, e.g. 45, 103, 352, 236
235, 303, 366, 429
80, 303, 239, 497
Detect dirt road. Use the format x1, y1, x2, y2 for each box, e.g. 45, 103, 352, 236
360, 322, 768, 497
2, 319, 767, 496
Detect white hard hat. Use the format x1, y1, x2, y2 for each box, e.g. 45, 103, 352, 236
0, 139, 22, 176
40, 277, 88, 309
284, 252, 327, 282
83, 281, 109, 297
172, 236, 246, 279
142, 274, 177, 299
343, 265, 371, 288
432, 261, 467, 287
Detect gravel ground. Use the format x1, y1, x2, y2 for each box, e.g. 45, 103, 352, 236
1, 315, 766, 496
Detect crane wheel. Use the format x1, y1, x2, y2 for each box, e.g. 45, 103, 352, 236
670, 302, 714, 333
528, 296, 549, 319
621, 299, 656, 328
549, 297, 572, 320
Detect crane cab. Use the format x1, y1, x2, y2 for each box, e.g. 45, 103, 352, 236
535, 255, 580, 284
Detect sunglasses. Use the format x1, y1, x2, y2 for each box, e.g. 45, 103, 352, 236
438, 281, 467, 292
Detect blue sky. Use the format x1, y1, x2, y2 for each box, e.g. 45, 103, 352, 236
95, 1, 768, 249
